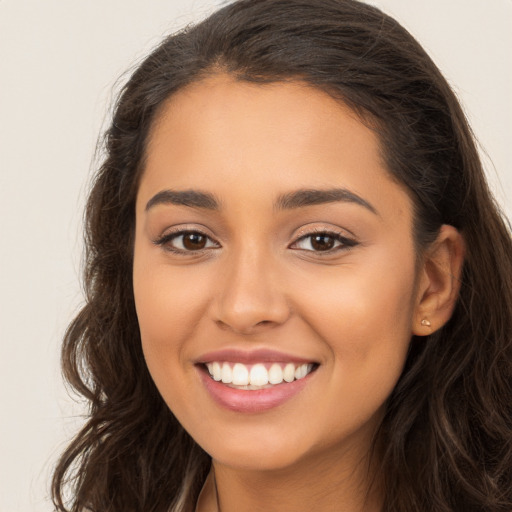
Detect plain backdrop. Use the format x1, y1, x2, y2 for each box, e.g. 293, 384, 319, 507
1, 1, 510, 510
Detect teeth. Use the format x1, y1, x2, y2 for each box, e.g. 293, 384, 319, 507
250, 364, 269, 386
205, 361, 314, 388
232, 363, 249, 385
212, 362, 222, 381
268, 363, 283, 384
283, 363, 295, 383
295, 364, 309, 379
221, 363, 232, 383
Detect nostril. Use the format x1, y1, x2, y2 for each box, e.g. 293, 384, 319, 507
215, 319, 232, 332
214, 317, 281, 335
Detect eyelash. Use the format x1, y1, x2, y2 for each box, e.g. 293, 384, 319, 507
291, 230, 358, 254
153, 229, 219, 255
153, 229, 358, 255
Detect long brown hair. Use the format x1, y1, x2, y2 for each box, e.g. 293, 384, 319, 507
52, 1, 512, 510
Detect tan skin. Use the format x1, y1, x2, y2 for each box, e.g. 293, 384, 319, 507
133, 75, 465, 512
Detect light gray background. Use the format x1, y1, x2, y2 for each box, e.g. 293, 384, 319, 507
1, 1, 510, 510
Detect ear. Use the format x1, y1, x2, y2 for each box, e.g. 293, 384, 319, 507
413, 225, 465, 336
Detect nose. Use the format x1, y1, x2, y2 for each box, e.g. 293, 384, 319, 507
212, 248, 291, 335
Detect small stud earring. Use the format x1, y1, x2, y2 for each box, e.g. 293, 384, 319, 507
421, 318, 431, 327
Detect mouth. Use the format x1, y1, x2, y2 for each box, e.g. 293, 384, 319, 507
196, 349, 320, 412
202, 361, 318, 390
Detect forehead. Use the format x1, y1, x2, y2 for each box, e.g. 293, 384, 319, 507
138, 74, 412, 224
147, 75, 378, 169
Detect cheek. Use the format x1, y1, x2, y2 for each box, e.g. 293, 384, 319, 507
295, 248, 417, 400
133, 263, 217, 433
300, 253, 416, 348
293, 269, 415, 444
132, 253, 214, 389
134, 256, 212, 335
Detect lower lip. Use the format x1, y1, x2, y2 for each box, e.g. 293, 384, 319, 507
198, 367, 313, 413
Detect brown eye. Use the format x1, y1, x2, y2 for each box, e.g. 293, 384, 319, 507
291, 231, 357, 253
310, 234, 336, 251
155, 230, 219, 253
182, 232, 207, 250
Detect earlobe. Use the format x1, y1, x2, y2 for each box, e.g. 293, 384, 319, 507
413, 225, 465, 336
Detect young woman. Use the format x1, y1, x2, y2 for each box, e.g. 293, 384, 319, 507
52, 1, 512, 511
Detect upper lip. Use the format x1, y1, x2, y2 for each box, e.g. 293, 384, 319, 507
196, 348, 318, 365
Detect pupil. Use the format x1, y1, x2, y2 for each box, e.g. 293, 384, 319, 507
311, 235, 334, 251
183, 233, 206, 250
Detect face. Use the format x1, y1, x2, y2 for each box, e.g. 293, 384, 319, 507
133, 75, 422, 473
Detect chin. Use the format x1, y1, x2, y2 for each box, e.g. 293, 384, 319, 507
212, 447, 306, 473
200, 427, 312, 472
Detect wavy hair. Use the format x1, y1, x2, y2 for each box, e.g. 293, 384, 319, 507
52, 1, 512, 510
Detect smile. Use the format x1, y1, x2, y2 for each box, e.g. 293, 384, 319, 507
205, 361, 316, 389
197, 356, 319, 412
196, 349, 319, 412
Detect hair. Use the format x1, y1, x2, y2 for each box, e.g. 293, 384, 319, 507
52, 0, 512, 511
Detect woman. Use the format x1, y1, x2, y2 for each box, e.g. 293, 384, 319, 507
52, 0, 512, 511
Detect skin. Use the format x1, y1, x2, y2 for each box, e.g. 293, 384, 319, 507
133, 74, 464, 511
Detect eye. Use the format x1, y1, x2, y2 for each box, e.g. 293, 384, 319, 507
154, 230, 220, 253
291, 231, 357, 252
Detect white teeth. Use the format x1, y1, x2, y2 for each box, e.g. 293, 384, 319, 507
294, 363, 309, 380
206, 361, 315, 387
221, 363, 232, 383
250, 364, 269, 386
283, 363, 295, 383
232, 363, 249, 385
212, 362, 222, 381
268, 363, 284, 384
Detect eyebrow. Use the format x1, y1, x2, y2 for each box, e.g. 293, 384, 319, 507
145, 189, 220, 211
275, 188, 378, 214
145, 187, 377, 215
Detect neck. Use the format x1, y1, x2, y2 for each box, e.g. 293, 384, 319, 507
207, 443, 383, 512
